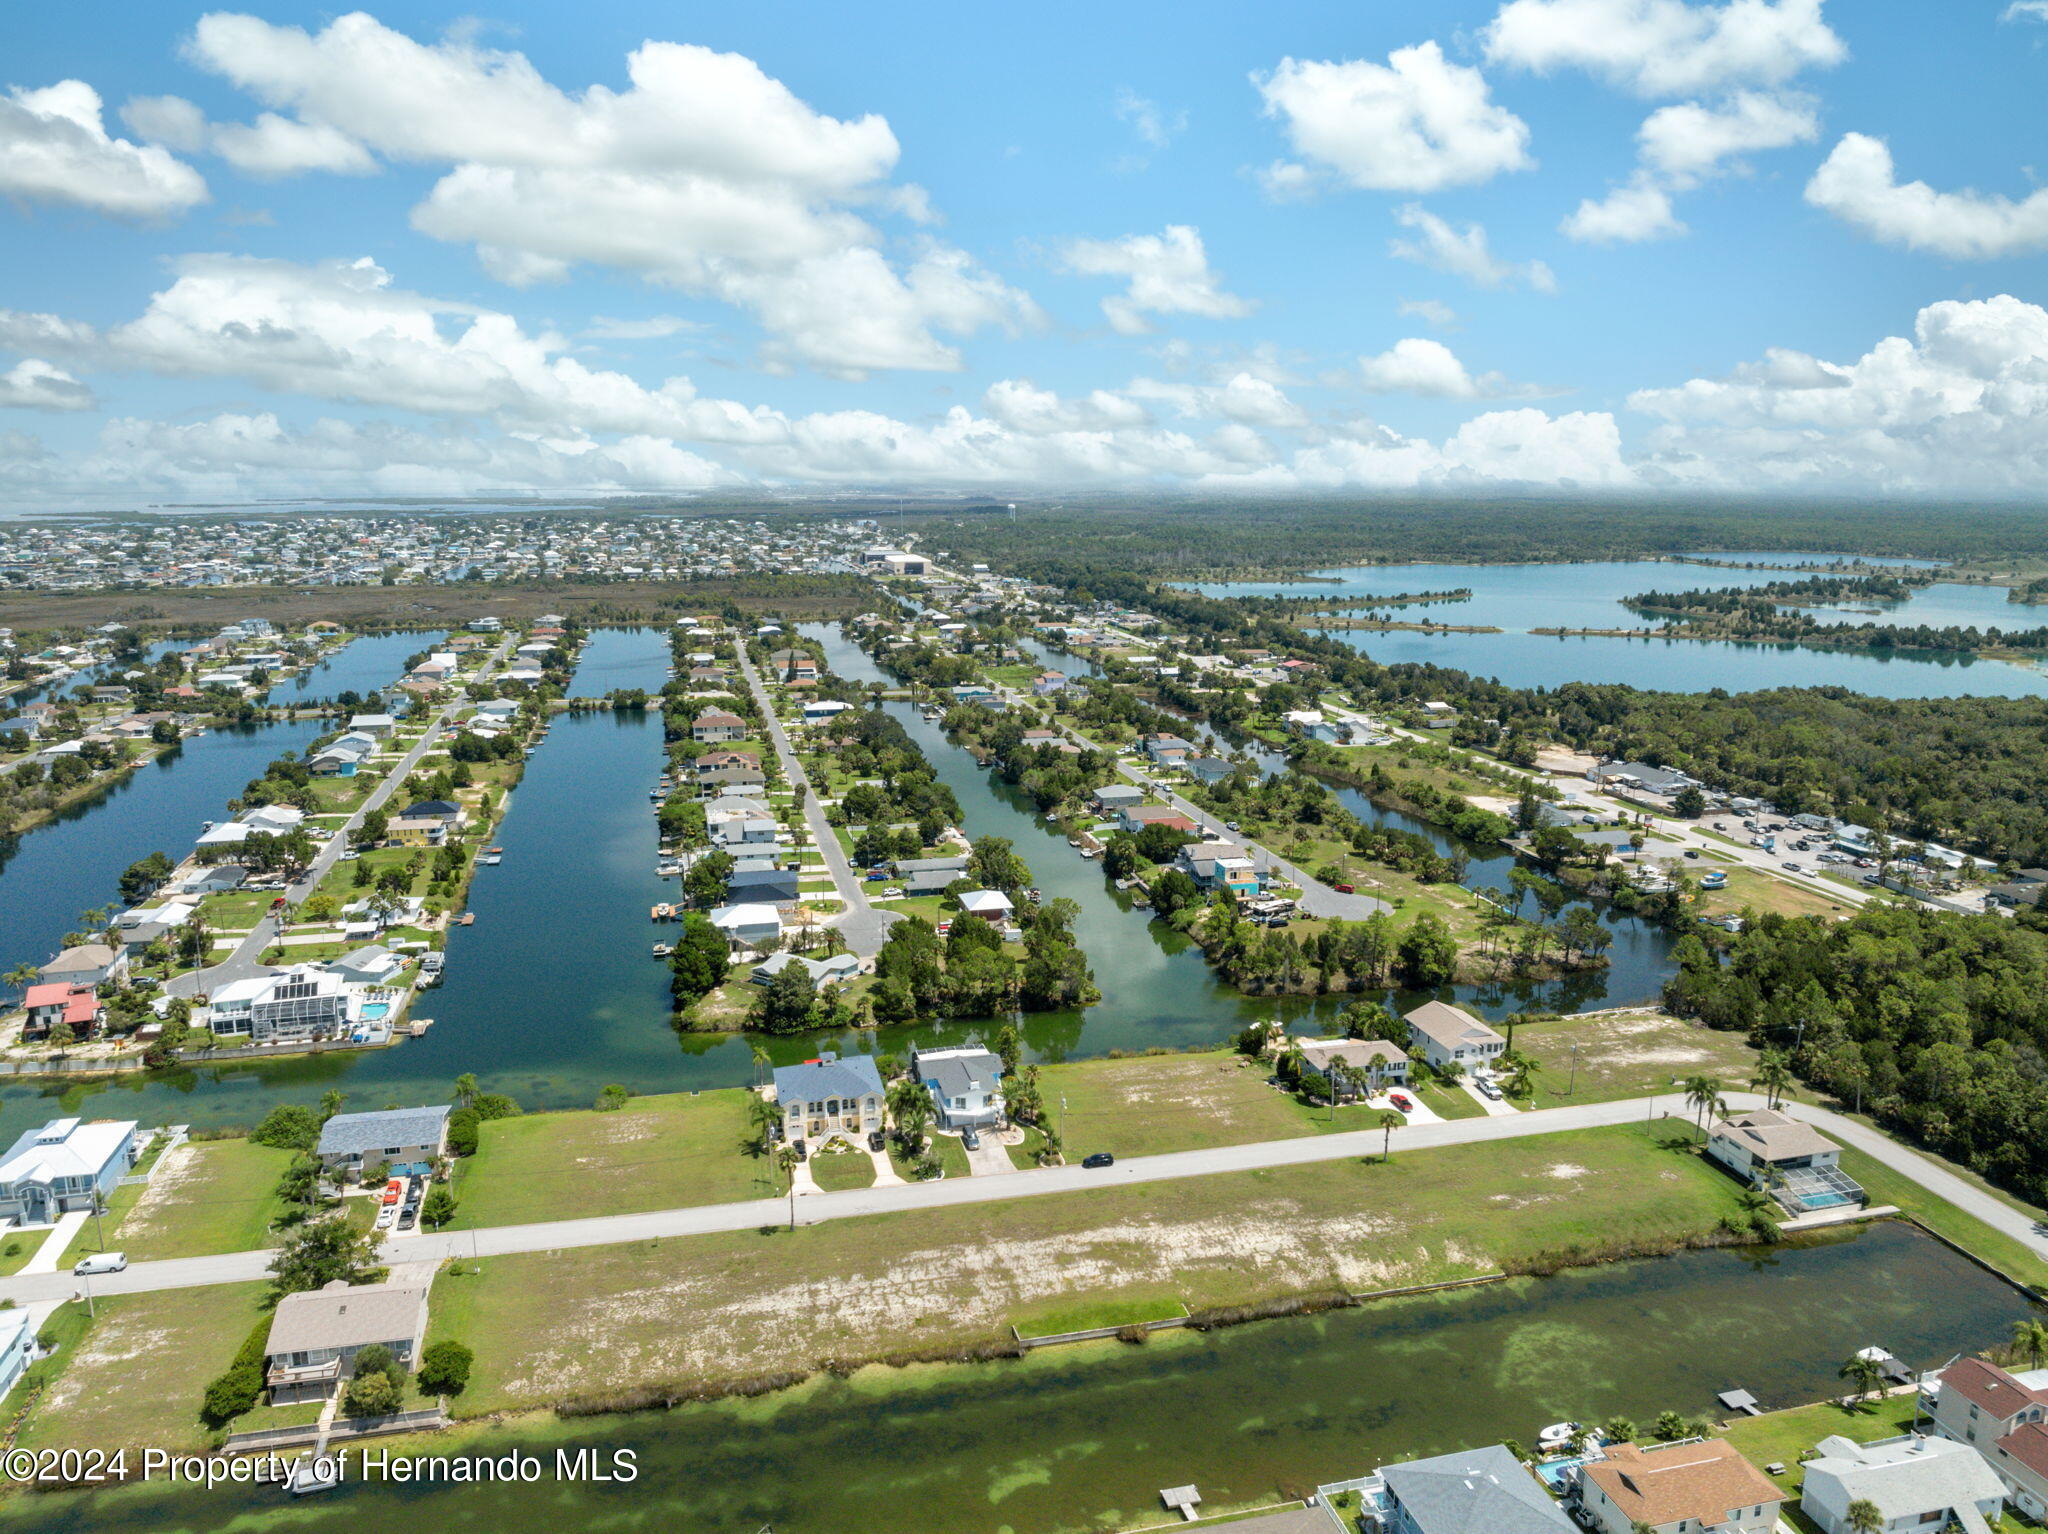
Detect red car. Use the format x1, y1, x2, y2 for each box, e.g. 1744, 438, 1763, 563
380, 1177, 405, 1205
1332, 882, 1355, 894
1388, 1092, 1415, 1112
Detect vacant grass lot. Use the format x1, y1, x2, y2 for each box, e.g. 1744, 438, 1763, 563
429, 1120, 1745, 1413
107, 1137, 296, 1260
449, 1090, 781, 1229
1513, 1008, 1764, 1110
0, 1227, 50, 1276
1039, 1050, 1313, 1158
14, 1283, 269, 1455
1696, 866, 1851, 921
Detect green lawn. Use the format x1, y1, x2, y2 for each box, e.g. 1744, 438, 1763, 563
426, 1120, 1746, 1414
448, 1090, 781, 1229
0, 1226, 50, 1275
13, 1283, 272, 1455
1512, 1008, 1766, 1111
92, 1136, 297, 1261
1415, 1080, 1487, 1120
1039, 1049, 1315, 1158
1014, 1294, 1186, 1338
809, 1149, 877, 1191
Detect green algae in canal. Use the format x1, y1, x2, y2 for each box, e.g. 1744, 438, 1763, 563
12, 1222, 2029, 1534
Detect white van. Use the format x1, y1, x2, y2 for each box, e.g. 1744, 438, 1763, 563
73, 1252, 127, 1276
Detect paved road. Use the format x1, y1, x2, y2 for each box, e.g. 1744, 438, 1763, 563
735, 641, 896, 957
12, 1091, 2041, 1305
169, 634, 516, 997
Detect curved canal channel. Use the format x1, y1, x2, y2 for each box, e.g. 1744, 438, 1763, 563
7, 1222, 2030, 1534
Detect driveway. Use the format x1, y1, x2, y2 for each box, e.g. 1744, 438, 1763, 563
961, 1134, 1016, 1176
9, 1092, 2043, 1304
1461, 1079, 1522, 1117
735, 644, 897, 958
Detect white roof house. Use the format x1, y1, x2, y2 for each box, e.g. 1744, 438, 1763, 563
958, 889, 1015, 920
1800, 1435, 2006, 1534
710, 903, 784, 947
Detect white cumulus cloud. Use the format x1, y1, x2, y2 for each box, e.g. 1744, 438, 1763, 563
1061, 225, 1254, 335
1561, 177, 1686, 242
0, 359, 96, 412
1484, 0, 1845, 98
1357, 338, 1496, 397
1253, 42, 1532, 195
1390, 205, 1556, 290
0, 80, 207, 218
1804, 133, 2048, 259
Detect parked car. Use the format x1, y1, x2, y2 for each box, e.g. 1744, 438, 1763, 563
1476, 1079, 1503, 1101
1581, 814, 1601, 826
1683, 848, 1700, 859
74, 1251, 127, 1275
375, 1204, 397, 1231
792, 1138, 808, 1161
961, 1128, 981, 1150
381, 1177, 405, 1205
1081, 1152, 1115, 1169
397, 1206, 418, 1231
1331, 882, 1355, 894
1388, 1092, 1416, 1112
867, 1129, 886, 1152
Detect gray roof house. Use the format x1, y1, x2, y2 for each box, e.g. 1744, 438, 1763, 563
772, 1052, 885, 1142
910, 1045, 1006, 1129
1800, 1434, 2006, 1534
265, 1279, 431, 1405
315, 1104, 451, 1172
1378, 1444, 1576, 1533
1404, 1001, 1505, 1070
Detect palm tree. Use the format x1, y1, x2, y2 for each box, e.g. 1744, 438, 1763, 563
1843, 1498, 1883, 1534
1377, 1109, 1403, 1161
1839, 1353, 1885, 1407
3, 962, 39, 1000
1683, 1074, 1726, 1139
1751, 1050, 1793, 1109
2012, 1317, 2048, 1371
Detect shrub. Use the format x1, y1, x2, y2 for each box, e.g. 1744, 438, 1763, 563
446, 1108, 480, 1157
417, 1339, 473, 1395
250, 1104, 320, 1151
342, 1370, 401, 1418
200, 1319, 273, 1426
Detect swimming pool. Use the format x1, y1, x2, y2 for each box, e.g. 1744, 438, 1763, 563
359, 1002, 390, 1020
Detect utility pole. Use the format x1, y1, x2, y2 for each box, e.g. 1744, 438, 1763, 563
1567, 1042, 1580, 1098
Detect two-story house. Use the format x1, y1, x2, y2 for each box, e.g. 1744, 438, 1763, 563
910, 1046, 1006, 1130
773, 1053, 885, 1144
1403, 1001, 1505, 1071
0, 1117, 140, 1225
1930, 1357, 2048, 1518
1577, 1439, 1784, 1534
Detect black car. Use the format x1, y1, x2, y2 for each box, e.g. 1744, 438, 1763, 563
867, 1129, 886, 1152
1683, 848, 1701, 858
1082, 1152, 1115, 1169
792, 1138, 808, 1162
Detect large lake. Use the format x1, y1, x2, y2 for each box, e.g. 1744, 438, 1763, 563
1190, 560, 2048, 696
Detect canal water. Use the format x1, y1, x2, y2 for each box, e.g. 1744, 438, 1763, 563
568, 626, 672, 694
10, 1222, 2026, 1534
1191, 560, 2048, 696
0, 718, 325, 986
263, 631, 426, 705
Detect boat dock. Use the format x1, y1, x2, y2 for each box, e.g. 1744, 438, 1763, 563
1717, 1389, 1761, 1416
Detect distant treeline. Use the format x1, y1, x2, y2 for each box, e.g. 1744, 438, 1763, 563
1621, 572, 2048, 654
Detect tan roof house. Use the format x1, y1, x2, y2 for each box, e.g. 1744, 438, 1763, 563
265, 1279, 430, 1406
1578, 1439, 1783, 1534
1402, 1001, 1503, 1070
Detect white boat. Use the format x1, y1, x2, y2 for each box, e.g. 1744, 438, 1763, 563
1536, 1422, 1583, 1451
285, 1455, 341, 1495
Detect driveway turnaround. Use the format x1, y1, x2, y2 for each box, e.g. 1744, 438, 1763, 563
6, 1092, 2040, 1307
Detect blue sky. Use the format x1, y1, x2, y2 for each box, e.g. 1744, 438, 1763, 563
2, 1, 2047, 500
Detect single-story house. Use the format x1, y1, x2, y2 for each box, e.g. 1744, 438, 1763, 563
910, 1045, 1006, 1129
1799, 1433, 2006, 1534
1376, 1444, 1576, 1533
958, 889, 1015, 924
1093, 783, 1144, 811
710, 903, 784, 950
1403, 1001, 1505, 1071
174, 863, 248, 896
1119, 805, 1198, 835
801, 699, 851, 722
1031, 671, 1068, 695
315, 1105, 451, 1174
892, 854, 970, 894
0, 1117, 140, 1225
1295, 1038, 1409, 1094
1186, 756, 1235, 786
21, 982, 105, 1040
728, 866, 802, 904
772, 1052, 885, 1142
38, 942, 127, 990
750, 950, 860, 988
1177, 840, 1259, 894
265, 1279, 431, 1406
1142, 733, 1195, 765
348, 713, 396, 739
1577, 1438, 1783, 1534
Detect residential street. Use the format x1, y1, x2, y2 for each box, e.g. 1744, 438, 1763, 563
7, 1091, 2039, 1306
168, 633, 517, 997
735, 640, 897, 957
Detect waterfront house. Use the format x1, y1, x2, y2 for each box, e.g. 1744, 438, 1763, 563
1031, 671, 1067, 696
1118, 804, 1197, 836
1295, 1038, 1409, 1095
1578, 1439, 1783, 1534
325, 944, 406, 987
891, 853, 970, 893
1376, 1444, 1575, 1533
399, 799, 464, 826
728, 866, 801, 905
39, 942, 127, 990
1418, 701, 1458, 729
0, 1117, 139, 1225
697, 765, 767, 798
205, 966, 352, 1044
0, 1309, 33, 1399
173, 863, 248, 896
692, 708, 748, 743
772, 1052, 885, 1142
1704, 1108, 1862, 1211
265, 1279, 430, 1406
1403, 1001, 1504, 1071
710, 903, 784, 950
749, 951, 859, 988
958, 889, 1015, 926
910, 1045, 1005, 1129
801, 699, 853, 722
315, 1105, 451, 1175
22, 983, 106, 1040
1176, 840, 1259, 894
1092, 783, 1144, 812
1142, 733, 1194, 766
696, 749, 761, 776
1799, 1433, 2006, 1533
386, 815, 449, 848
1929, 1357, 2048, 1517
307, 739, 370, 776
1186, 755, 1236, 786
1284, 709, 1345, 743
348, 713, 396, 739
